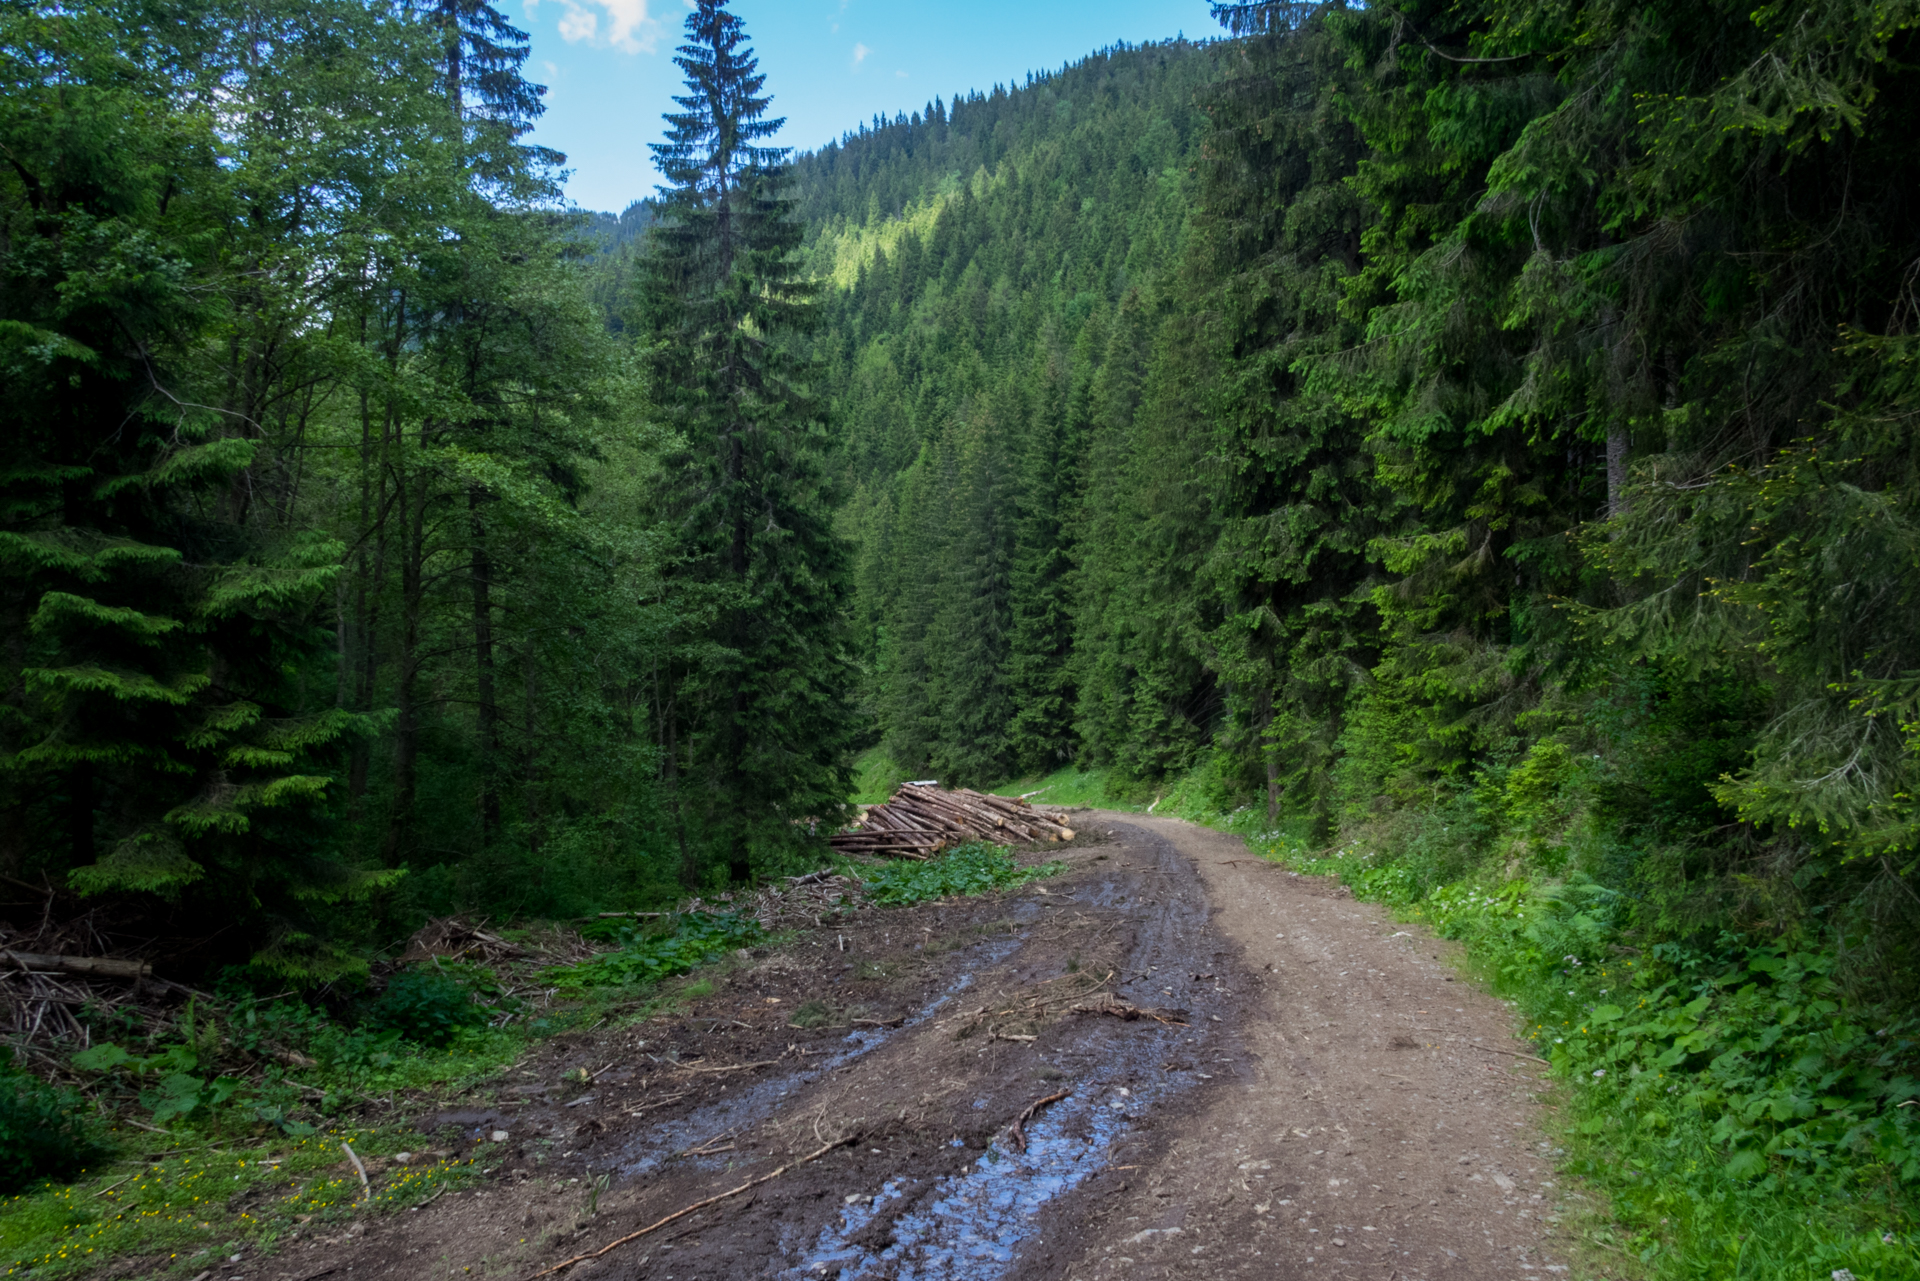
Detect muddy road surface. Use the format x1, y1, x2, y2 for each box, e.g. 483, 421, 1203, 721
251, 815, 1569, 1281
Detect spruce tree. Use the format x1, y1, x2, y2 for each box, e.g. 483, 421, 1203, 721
0, 1, 390, 976
639, 0, 855, 884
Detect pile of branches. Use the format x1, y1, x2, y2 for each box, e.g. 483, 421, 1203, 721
830, 785, 1077, 859
0, 908, 182, 1054
599, 871, 861, 935
396, 917, 532, 965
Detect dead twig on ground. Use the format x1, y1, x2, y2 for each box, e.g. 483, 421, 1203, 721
1006, 1089, 1070, 1154
678, 1128, 737, 1157
674, 1057, 781, 1075
625, 1090, 692, 1118
1463, 1042, 1552, 1067
1069, 1000, 1188, 1027
524, 1136, 856, 1278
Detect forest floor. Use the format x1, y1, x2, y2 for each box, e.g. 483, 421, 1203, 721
161, 815, 1578, 1281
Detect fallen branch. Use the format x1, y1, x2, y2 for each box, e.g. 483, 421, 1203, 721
1070, 1001, 1188, 1027
674, 1057, 782, 1075
4, 950, 151, 980
525, 1136, 856, 1278
1006, 1089, 1070, 1154
624, 1090, 692, 1118
1464, 1042, 1553, 1067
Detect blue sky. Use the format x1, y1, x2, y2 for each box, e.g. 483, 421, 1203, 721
512, 0, 1227, 213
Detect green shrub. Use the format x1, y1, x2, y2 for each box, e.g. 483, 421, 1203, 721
553, 913, 762, 988
857, 843, 1063, 905
0, 1063, 105, 1194
365, 968, 489, 1047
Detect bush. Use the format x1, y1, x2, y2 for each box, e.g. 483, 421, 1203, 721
0, 1063, 105, 1193
364, 967, 490, 1047
556, 913, 763, 988
858, 843, 1063, 905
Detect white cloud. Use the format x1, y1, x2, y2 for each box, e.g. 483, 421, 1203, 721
555, 0, 663, 54
852, 42, 870, 65
557, 1, 597, 43
894, 69, 907, 78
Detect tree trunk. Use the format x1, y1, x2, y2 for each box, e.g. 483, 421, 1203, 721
1606, 424, 1630, 518
384, 468, 425, 863
67, 762, 94, 867
664, 676, 698, 890
470, 487, 499, 842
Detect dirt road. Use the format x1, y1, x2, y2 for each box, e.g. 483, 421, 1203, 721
247, 815, 1568, 1281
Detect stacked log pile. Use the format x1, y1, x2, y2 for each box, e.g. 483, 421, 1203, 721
830, 785, 1076, 859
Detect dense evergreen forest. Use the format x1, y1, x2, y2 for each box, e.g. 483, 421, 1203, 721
0, 0, 851, 980
8, 0, 1920, 1259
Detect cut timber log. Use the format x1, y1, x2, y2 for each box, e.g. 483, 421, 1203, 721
3, 951, 151, 980
828, 784, 1076, 858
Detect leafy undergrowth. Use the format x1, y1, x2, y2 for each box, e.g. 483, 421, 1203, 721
853, 842, 1065, 905
552, 912, 766, 987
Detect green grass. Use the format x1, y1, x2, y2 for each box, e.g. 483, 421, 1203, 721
0, 1124, 482, 1278
552, 912, 763, 987
984, 762, 1151, 810
852, 746, 910, 805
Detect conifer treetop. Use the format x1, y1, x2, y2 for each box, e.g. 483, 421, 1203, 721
653, 0, 789, 202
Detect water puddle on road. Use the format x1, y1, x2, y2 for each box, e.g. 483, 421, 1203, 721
779, 1020, 1197, 1281
613, 939, 1025, 1179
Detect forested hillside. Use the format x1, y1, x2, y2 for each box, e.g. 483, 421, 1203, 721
795, 43, 1218, 784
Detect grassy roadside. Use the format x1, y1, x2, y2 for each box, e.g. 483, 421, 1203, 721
851, 748, 1920, 1281
0, 972, 694, 1279
0, 843, 1063, 1278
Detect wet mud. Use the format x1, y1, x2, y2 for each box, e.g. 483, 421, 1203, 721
213, 815, 1562, 1281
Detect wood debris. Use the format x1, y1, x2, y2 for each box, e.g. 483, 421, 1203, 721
1006, 1088, 1070, 1153
397, 917, 530, 965
0, 909, 181, 1052
830, 785, 1077, 859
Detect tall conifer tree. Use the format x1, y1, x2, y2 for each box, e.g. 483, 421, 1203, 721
640, 0, 854, 884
